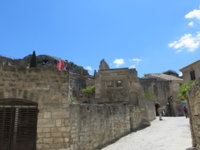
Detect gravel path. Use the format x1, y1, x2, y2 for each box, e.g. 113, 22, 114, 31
102, 117, 192, 150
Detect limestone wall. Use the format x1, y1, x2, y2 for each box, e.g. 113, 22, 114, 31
69, 104, 143, 150
0, 65, 147, 150
140, 78, 171, 106
0, 66, 70, 150
187, 78, 200, 148
144, 99, 156, 121
140, 78, 184, 116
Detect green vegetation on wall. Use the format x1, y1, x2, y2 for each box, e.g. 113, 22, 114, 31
144, 91, 154, 100
178, 81, 195, 101
81, 86, 96, 94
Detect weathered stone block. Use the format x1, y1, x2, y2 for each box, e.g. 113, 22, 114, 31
64, 137, 69, 142
44, 112, 52, 119
51, 132, 62, 137
52, 111, 69, 119
38, 119, 55, 127
53, 138, 64, 143
56, 119, 62, 127
43, 138, 53, 144
60, 127, 70, 132
42, 128, 51, 133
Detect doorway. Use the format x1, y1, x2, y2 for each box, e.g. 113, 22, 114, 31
155, 103, 160, 116
0, 99, 38, 150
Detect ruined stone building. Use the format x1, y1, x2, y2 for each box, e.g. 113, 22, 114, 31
180, 60, 200, 148
96, 60, 142, 105
95, 59, 155, 121
0, 56, 156, 150
140, 73, 183, 116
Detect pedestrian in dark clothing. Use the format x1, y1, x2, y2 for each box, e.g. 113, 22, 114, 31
183, 106, 188, 118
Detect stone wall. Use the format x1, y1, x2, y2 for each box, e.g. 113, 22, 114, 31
169, 80, 184, 116
0, 66, 71, 150
139, 78, 184, 116
0, 65, 153, 150
187, 78, 200, 148
140, 78, 171, 106
69, 104, 143, 150
145, 99, 156, 121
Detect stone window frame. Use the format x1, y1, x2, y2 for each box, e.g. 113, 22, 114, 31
190, 70, 196, 81
116, 80, 123, 88
106, 80, 123, 88
106, 81, 114, 88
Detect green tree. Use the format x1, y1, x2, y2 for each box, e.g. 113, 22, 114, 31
30, 51, 37, 68
178, 81, 195, 100
163, 70, 179, 77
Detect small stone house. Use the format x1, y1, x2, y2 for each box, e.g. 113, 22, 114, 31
95, 60, 143, 105
95, 68, 141, 104
95, 59, 156, 121
140, 73, 183, 116
180, 60, 200, 83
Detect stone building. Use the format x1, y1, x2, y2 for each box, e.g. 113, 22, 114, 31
95, 68, 141, 105
180, 60, 200, 83
95, 60, 156, 121
0, 57, 155, 150
180, 60, 200, 148
140, 73, 183, 116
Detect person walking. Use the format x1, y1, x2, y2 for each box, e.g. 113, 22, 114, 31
183, 106, 188, 118
158, 107, 163, 121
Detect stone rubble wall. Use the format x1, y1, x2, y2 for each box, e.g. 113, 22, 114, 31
68, 104, 143, 150
187, 78, 200, 148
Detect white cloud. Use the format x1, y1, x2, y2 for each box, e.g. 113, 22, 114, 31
113, 58, 125, 67
185, 9, 200, 20
129, 65, 136, 69
131, 58, 142, 62
84, 66, 92, 71
168, 32, 200, 52
178, 71, 183, 77
188, 21, 194, 27
175, 49, 183, 53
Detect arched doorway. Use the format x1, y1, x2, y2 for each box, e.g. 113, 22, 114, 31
155, 103, 160, 116
0, 99, 38, 150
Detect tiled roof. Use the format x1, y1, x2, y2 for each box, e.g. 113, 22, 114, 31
180, 60, 200, 71
145, 74, 183, 81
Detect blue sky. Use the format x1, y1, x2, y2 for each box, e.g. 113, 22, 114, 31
0, 0, 200, 76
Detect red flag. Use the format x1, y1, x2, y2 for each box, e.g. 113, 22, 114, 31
56, 60, 65, 70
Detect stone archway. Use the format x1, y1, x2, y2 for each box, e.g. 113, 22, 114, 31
0, 99, 38, 150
